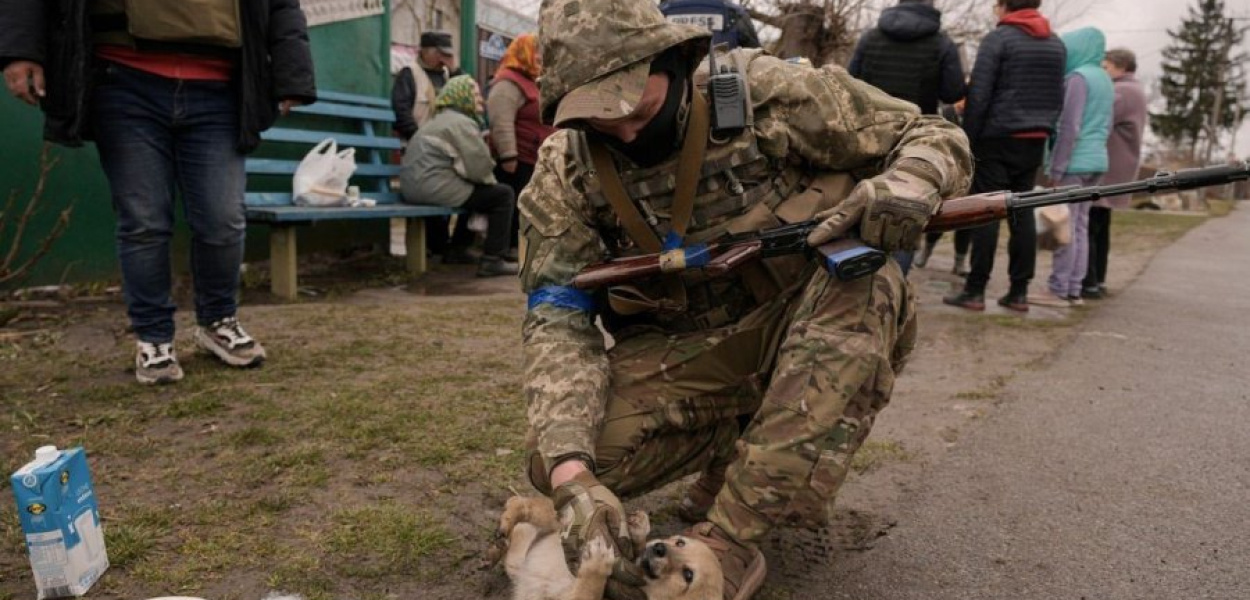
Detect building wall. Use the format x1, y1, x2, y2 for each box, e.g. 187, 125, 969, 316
392, 0, 463, 49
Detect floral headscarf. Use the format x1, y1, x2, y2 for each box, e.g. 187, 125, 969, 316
435, 74, 482, 124
495, 33, 540, 81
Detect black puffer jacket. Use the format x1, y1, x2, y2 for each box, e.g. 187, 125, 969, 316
0, 0, 317, 152
961, 12, 1067, 142
848, 1, 964, 115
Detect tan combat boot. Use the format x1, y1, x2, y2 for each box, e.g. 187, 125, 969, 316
677, 462, 728, 523
684, 522, 766, 600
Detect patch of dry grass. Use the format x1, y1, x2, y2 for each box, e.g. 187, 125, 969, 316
1, 295, 528, 599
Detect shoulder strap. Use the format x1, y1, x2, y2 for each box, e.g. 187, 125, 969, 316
669, 92, 711, 240
587, 91, 711, 252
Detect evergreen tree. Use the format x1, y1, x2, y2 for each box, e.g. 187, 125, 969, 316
1151, 0, 1247, 163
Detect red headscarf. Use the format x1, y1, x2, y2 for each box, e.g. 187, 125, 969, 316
495, 33, 540, 81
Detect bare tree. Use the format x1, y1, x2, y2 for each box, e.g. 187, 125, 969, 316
741, 0, 1104, 67
0, 145, 73, 287
743, 0, 874, 65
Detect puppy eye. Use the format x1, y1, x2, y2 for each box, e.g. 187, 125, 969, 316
682, 567, 695, 583
675, 538, 686, 547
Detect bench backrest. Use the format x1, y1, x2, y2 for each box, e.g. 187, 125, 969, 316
245, 91, 404, 207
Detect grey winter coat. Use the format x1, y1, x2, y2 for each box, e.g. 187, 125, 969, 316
400, 109, 497, 208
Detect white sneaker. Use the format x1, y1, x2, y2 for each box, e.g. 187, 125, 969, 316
194, 316, 267, 368
1028, 290, 1072, 308
135, 341, 184, 385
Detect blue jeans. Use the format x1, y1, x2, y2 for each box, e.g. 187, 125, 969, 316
91, 62, 246, 344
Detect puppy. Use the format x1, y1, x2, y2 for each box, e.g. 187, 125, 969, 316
637, 534, 723, 600
497, 496, 723, 600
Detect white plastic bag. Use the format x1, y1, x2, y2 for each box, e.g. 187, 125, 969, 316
1035, 204, 1071, 251
293, 138, 357, 207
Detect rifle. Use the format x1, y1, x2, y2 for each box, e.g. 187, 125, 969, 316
571, 162, 1250, 290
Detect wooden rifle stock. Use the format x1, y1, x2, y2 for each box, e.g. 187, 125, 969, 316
924, 192, 1012, 232
571, 242, 766, 289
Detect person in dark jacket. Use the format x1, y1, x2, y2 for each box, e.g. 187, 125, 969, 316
0, 0, 316, 384
848, 0, 964, 115
943, 0, 1066, 313
848, 0, 965, 275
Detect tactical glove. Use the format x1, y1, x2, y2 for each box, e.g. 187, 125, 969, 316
552, 471, 646, 600
806, 160, 942, 253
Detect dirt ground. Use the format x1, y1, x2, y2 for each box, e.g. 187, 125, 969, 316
0, 210, 1216, 600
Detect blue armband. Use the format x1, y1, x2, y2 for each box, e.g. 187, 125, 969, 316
527, 285, 597, 313
659, 231, 711, 271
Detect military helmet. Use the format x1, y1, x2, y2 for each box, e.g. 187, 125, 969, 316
538, 0, 712, 126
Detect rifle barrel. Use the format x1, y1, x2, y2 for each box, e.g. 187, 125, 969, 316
1007, 161, 1250, 212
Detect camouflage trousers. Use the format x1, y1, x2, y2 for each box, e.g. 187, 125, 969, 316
530, 260, 916, 543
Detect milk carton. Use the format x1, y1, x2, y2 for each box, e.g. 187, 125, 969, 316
10, 446, 109, 599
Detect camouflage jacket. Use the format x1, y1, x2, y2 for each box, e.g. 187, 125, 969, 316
519, 50, 973, 471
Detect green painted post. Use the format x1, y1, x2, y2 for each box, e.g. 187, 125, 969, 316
461, 0, 476, 76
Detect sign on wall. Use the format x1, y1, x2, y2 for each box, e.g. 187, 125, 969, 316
479, 32, 509, 62
302, 0, 386, 27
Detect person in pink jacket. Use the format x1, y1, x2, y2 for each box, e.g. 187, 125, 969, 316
1081, 47, 1147, 299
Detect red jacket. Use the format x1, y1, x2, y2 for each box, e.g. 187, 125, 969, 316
495, 68, 556, 166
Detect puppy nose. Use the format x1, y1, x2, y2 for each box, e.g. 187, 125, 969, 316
649, 542, 667, 558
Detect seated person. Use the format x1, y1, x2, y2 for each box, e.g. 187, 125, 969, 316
400, 75, 518, 277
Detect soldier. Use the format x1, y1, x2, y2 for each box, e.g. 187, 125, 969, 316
520, 1, 973, 598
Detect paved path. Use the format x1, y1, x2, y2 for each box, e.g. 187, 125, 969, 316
828, 207, 1250, 600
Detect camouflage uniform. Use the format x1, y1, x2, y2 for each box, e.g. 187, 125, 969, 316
523, 0, 972, 544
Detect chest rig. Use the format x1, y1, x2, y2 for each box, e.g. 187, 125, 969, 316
573, 91, 812, 335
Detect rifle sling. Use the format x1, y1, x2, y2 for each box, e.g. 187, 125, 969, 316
589, 92, 711, 315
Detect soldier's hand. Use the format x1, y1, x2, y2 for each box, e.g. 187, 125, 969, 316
552, 471, 645, 600
807, 162, 941, 253
3, 61, 45, 106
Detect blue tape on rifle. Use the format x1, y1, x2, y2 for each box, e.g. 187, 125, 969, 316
527, 286, 596, 313
661, 231, 712, 268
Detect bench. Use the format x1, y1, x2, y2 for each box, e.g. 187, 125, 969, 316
244, 90, 464, 300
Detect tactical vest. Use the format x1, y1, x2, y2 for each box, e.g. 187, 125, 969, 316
855, 29, 944, 114
570, 103, 854, 335
494, 69, 558, 166
91, 0, 242, 52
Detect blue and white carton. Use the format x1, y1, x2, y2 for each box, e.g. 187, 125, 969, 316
10, 446, 109, 599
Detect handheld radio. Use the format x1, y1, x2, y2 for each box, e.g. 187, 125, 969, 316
706, 47, 747, 137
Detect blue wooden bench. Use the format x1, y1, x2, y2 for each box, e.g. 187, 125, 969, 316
244, 90, 463, 299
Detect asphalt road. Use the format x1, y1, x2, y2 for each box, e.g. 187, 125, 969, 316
828, 206, 1250, 600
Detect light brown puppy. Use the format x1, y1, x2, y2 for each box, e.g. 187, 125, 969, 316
637, 534, 723, 600
497, 496, 722, 600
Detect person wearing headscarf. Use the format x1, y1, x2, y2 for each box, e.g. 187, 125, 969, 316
488, 33, 557, 257
400, 75, 518, 277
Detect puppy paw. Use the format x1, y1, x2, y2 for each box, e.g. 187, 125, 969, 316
498, 495, 527, 537
579, 536, 617, 578
626, 510, 650, 554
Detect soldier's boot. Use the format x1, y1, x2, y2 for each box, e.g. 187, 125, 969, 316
684, 522, 766, 600
678, 460, 728, 524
